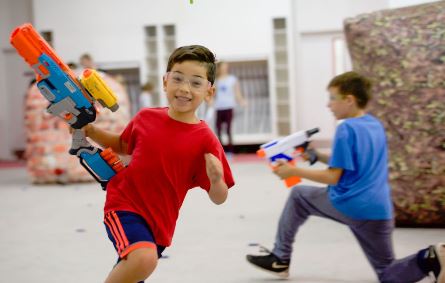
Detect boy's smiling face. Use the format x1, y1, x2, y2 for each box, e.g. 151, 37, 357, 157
163, 60, 214, 123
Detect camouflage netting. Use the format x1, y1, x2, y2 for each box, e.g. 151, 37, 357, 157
24, 72, 131, 185
344, 2, 445, 226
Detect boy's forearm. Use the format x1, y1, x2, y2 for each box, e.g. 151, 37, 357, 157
208, 179, 228, 205
86, 125, 127, 155
292, 167, 341, 185
316, 151, 330, 164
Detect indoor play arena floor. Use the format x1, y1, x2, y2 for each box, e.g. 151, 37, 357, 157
0, 155, 441, 283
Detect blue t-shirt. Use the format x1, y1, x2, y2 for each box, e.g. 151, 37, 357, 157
328, 114, 393, 220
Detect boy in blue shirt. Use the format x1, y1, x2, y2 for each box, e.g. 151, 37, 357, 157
246, 71, 444, 283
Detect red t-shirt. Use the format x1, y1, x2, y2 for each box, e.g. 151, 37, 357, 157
104, 107, 235, 247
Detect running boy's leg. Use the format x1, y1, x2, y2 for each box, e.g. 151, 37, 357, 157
272, 185, 365, 260
103, 211, 164, 283
352, 221, 443, 283
104, 247, 158, 283
247, 185, 368, 277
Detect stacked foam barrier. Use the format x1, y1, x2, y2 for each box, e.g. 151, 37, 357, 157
344, 2, 445, 226
24, 73, 131, 184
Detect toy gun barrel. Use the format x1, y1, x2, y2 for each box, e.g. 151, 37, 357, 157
306, 127, 319, 137
10, 23, 79, 88
259, 127, 320, 159
10, 23, 94, 109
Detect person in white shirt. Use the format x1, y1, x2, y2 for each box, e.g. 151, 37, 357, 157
210, 62, 246, 156
139, 82, 154, 110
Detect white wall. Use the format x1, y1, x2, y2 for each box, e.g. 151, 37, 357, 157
32, 0, 290, 80
290, 0, 389, 140
296, 32, 344, 138
0, 0, 33, 160
31, 0, 292, 144
32, 0, 291, 144
1, 0, 439, 159
389, 0, 441, 8
289, 0, 440, 140
0, 3, 8, 159
296, 0, 388, 33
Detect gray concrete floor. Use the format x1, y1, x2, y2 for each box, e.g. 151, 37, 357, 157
0, 159, 443, 283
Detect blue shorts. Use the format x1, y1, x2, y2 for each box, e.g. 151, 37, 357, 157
104, 211, 165, 259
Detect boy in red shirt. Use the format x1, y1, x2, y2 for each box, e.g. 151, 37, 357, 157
82, 45, 234, 283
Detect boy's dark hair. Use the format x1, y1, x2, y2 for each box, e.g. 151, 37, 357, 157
166, 45, 216, 85
328, 71, 372, 108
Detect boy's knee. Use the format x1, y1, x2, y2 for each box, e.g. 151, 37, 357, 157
127, 247, 158, 279
289, 186, 305, 201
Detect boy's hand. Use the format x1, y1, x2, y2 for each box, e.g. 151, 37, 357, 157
273, 160, 297, 179
205, 153, 228, 205
205, 153, 224, 184
69, 124, 93, 137
302, 148, 318, 165
300, 143, 315, 161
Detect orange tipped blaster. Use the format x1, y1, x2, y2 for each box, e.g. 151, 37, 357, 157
257, 128, 319, 188
10, 23, 77, 82
10, 23, 123, 189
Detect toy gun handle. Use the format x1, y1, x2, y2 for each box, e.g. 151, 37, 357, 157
70, 129, 93, 153
70, 130, 125, 190
295, 127, 320, 163
295, 143, 318, 165
270, 160, 301, 188
78, 156, 109, 190
78, 147, 125, 190
306, 148, 318, 165
283, 160, 301, 187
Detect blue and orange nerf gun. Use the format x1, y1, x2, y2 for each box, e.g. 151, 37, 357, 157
10, 23, 124, 189
257, 128, 319, 188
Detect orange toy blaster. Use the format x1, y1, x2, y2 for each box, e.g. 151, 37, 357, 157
257, 128, 319, 188
10, 23, 124, 189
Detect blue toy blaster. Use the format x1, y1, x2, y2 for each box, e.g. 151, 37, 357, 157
70, 129, 124, 189
10, 23, 124, 189
36, 54, 97, 128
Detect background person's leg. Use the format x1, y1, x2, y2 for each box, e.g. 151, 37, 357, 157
215, 110, 224, 143
225, 109, 234, 153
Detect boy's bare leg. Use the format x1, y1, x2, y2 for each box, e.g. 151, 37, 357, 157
104, 247, 158, 283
